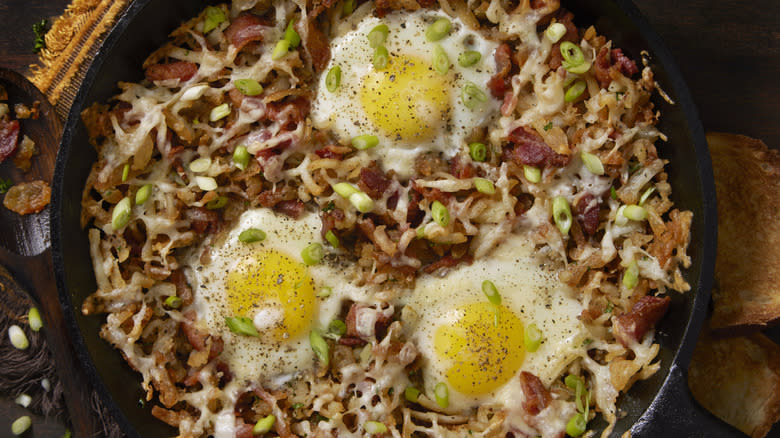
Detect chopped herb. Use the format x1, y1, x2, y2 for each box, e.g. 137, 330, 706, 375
615, 91, 625, 101
32, 19, 48, 53
322, 201, 335, 212
628, 160, 642, 174
610, 186, 617, 200
313, 413, 330, 423
292, 402, 304, 410
543, 122, 553, 131
0, 178, 13, 193
605, 302, 614, 313
582, 338, 593, 346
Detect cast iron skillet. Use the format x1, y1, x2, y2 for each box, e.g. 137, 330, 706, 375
51, 0, 743, 436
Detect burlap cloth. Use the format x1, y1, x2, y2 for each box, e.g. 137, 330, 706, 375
2, 1, 131, 436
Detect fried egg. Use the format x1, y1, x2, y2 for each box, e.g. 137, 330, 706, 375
311, 9, 500, 178
402, 234, 588, 412
188, 208, 371, 386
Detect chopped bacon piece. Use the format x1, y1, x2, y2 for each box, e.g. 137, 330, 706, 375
0, 118, 20, 162
358, 163, 391, 199
574, 193, 600, 235
170, 270, 193, 305
338, 336, 366, 347
184, 207, 220, 234
144, 61, 198, 83
487, 43, 513, 98
613, 296, 671, 347
273, 199, 304, 219
593, 47, 639, 89
519, 371, 551, 415
303, 16, 330, 72
611, 49, 639, 76
225, 13, 267, 52
344, 303, 392, 341
266, 96, 310, 131
504, 126, 570, 168
449, 155, 476, 179
3, 180, 50, 215
315, 144, 350, 159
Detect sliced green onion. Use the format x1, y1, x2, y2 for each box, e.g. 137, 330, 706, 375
15, 393, 32, 408
405, 386, 420, 403
426, 18, 451, 42
317, 286, 333, 298
63, 429, 72, 438
351, 134, 379, 150
432, 44, 449, 75
639, 186, 656, 206
545, 22, 566, 43
122, 163, 130, 182
292, 402, 304, 410
272, 39, 290, 60
560, 41, 591, 74
284, 20, 301, 48
469, 142, 487, 162
524, 165, 542, 183
565, 80, 587, 102
461, 81, 488, 109
333, 182, 359, 198
431, 201, 450, 227
239, 228, 266, 243
481, 280, 501, 306
302, 243, 324, 265
458, 50, 481, 67
233, 145, 250, 170
206, 196, 228, 210
164, 295, 182, 309
360, 343, 373, 362
209, 103, 231, 122
566, 413, 587, 437
195, 176, 218, 191
365, 421, 388, 434
580, 150, 604, 175
189, 157, 212, 173
328, 319, 347, 336
325, 230, 340, 248
203, 6, 226, 34
622, 259, 639, 289
615, 205, 629, 226
610, 186, 618, 200
416, 225, 426, 239
367, 24, 389, 48
28, 307, 42, 332
253, 414, 276, 434
234, 79, 263, 96
11, 416, 32, 436
373, 45, 389, 70
565, 374, 584, 390
434, 382, 449, 408
326, 65, 342, 92
623, 204, 648, 221
524, 323, 542, 352
342, 0, 355, 15
136, 184, 153, 205
552, 196, 573, 236
349, 191, 375, 213
310, 330, 329, 367
8, 325, 28, 350
474, 177, 495, 195
111, 197, 132, 230
225, 316, 260, 337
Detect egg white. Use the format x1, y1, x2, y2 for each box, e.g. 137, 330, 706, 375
311, 9, 500, 179
187, 208, 373, 386
402, 234, 588, 412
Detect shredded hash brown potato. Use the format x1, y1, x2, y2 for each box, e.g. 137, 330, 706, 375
80, 0, 692, 436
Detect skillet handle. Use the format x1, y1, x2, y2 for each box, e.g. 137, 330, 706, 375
630, 364, 746, 437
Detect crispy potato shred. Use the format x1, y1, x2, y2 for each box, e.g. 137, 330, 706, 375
80, 0, 692, 436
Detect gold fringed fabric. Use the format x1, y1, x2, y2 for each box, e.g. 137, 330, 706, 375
27, 0, 131, 121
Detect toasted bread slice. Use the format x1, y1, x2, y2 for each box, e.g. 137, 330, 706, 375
707, 133, 780, 330
688, 327, 780, 438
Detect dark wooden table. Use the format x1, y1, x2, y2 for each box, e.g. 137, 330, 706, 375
0, 0, 777, 437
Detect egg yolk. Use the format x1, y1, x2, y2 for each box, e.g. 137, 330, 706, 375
360, 55, 450, 142
434, 302, 525, 396
226, 249, 317, 342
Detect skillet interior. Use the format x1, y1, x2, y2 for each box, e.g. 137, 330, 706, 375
51, 0, 715, 436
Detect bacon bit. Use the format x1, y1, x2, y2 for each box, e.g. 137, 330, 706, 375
519, 371, 551, 415
320, 208, 345, 239
170, 269, 194, 306
593, 46, 613, 88
611, 49, 639, 76
144, 61, 198, 83
411, 181, 452, 204
613, 296, 671, 347
266, 96, 310, 131
413, 152, 448, 177
344, 302, 392, 341
151, 405, 193, 427
423, 254, 473, 274
338, 336, 367, 347
574, 193, 600, 235
449, 155, 476, 179
315, 144, 350, 159
303, 15, 331, 72
3, 180, 50, 215
225, 13, 267, 52
184, 207, 220, 234
504, 126, 570, 168
252, 387, 294, 438
592, 47, 639, 89
235, 422, 255, 438
487, 43, 513, 98
273, 199, 305, 219
358, 163, 391, 198
0, 118, 20, 162
215, 360, 233, 386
